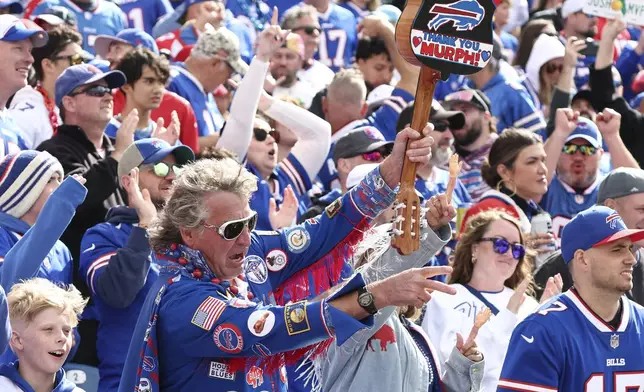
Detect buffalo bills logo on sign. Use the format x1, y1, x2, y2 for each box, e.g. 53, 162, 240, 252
428, 0, 485, 31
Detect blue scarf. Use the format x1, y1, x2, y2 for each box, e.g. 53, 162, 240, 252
119, 243, 259, 392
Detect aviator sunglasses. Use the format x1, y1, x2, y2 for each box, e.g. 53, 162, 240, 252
201, 211, 258, 241
479, 237, 526, 260
562, 144, 597, 156
140, 162, 183, 178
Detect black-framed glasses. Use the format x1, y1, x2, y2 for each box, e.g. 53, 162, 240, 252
69, 85, 111, 98
201, 211, 258, 241
51, 53, 85, 66
253, 127, 280, 143
479, 237, 525, 260
562, 144, 597, 156
433, 122, 449, 132
293, 26, 321, 35
140, 162, 182, 178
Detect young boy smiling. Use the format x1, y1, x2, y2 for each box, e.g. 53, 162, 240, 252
0, 278, 87, 392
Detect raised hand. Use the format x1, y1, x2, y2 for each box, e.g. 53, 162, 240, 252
456, 331, 484, 363
596, 108, 621, 138
425, 193, 456, 232
152, 111, 181, 145
113, 109, 139, 160
369, 266, 456, 309
553, 108, 578, 137
539, 273, 564, 304
380, 123, 434, 188
121, 168, 157, 226
563, 36, 586, 69
358, 14, 389, 38
506, 275, 531, 314
70, 174, 86, 186
268, 185, 298, 230
256, 7, 290, 62
524, 232, 556, 254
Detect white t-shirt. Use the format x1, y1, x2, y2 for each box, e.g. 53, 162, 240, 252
9, 86, 61, 149
273, 79, 316, 109
421, 283, 538, 392
297, 60, 334, 94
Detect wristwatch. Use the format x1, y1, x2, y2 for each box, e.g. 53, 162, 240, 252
357, 286, 378, 315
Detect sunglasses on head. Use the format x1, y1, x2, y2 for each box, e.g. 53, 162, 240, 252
562, 144, 597, 156
51, 53, 85, 66
253, 127, 280, 143
479, 237, 525, 260
294, 26, 321, 35
544, 63, 563, 74
70, 84, 111, 98
140, 162, 183, 178
201, 211, 258, 241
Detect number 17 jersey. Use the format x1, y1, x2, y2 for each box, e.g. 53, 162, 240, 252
498, 289, 644, 392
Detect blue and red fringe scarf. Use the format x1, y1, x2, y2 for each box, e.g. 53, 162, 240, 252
126, 216, 368, 392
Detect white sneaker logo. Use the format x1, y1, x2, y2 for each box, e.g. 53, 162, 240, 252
521, 334, 534, 344
82, 244, 96, 253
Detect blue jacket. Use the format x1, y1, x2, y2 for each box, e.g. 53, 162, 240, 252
79, 206, 153, 392
118, 165, 397, 391
482, 72, 546, 137
0, 361, 81, 392
0, 177, 86, 364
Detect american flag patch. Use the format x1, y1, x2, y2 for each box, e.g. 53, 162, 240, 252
191, 296, 226, 330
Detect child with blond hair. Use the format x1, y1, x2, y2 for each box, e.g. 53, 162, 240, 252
0, 278, 87, 392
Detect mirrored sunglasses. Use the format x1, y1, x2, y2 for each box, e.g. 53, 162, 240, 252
479, 237, 525, 260
201, 211, 258, 241
562, 144, 597, 156
361, 150, 384, 162
140, 162, 183, 178
51, 53, 85, 66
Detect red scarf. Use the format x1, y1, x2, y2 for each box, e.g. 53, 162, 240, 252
35, 84, 59, 134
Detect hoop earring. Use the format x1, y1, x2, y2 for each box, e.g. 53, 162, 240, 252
496, 179, 517, 198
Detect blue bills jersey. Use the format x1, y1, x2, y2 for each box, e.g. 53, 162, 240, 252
115, 0, 173, 35
28, 0, 128, 54
308, 2, 357, 72
539, 174, 602, 246
499, 289, 644, 392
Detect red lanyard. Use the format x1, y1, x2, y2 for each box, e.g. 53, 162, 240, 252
35, 84, 59, 134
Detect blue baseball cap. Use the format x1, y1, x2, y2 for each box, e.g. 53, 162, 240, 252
0, 15, 47, 47
561, 205, 644, 264
0, 0, 23, 15
117, 138, 195, 178
55, 64, 126, 107
565, 117, 602, 149
93, 29, 159, 60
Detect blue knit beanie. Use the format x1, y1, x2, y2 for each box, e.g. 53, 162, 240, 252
0, 150, 64, 218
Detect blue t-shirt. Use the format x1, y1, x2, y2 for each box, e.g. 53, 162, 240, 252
115, 0, 173, 35
30, 0, 128, 54
307, 2, 358, 72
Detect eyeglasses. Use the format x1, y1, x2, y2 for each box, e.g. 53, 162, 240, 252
361, 150, 385, 162
69, 85, 111, 98
479, 237, 526, 260
140, 162, 183, 178
201, 211, 258, 241
562, 144, 597, 156
253, 127, 280, 143
433, 122, 449, 132
51, 53, 85, 65
293, 26, 321, 35
544, 63, 563, 74
444, 89, 489, 112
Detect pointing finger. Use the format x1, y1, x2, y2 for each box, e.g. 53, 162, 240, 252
271, 6, 278, 26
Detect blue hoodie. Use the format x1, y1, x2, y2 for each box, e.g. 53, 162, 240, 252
79, 206, 154, 392
0, 361, 81, 392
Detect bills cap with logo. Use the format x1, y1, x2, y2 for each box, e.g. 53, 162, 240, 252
566, 117, 601, 149
0, 15, 48, 48
192, 25, 248, 75
55, 64, 126, 107
597, 167, 644, 204
333, 127, 393, 164
561, 205, 644, 264
94, 29, 160, 59
118, 138, 195, 179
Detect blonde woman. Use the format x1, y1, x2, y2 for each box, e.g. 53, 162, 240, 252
420, 210, 562, 391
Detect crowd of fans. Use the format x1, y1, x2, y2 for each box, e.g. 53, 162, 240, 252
0, 0, 639, 389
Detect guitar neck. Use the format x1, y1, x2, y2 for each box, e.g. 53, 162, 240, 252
399, 67, 442, 187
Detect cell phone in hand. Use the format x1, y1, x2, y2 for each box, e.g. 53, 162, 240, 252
580, 39, 599, 57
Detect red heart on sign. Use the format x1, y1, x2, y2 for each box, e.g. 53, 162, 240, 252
412, 36, 422, 48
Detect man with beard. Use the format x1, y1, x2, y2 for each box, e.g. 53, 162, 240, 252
79, 138, 195, 391
560, 0, 599, 89
269, 33, 315, 108
442, 88, 497, 202
542, 108, 638, 243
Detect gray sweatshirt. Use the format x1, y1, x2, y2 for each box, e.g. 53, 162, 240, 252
315, 225, 485, 392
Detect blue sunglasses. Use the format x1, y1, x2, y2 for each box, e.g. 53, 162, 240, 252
479, 237, 526, 260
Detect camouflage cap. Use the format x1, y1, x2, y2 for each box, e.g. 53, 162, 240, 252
192, 25, 248, 76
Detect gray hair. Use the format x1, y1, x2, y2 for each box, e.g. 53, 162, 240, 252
148, 158, 258, 251
328, 69, 367, 106
281, 5, 318, 30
